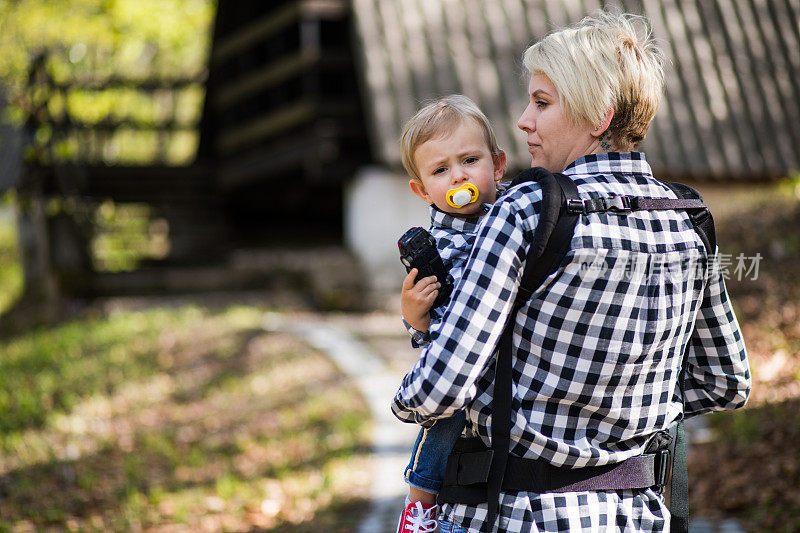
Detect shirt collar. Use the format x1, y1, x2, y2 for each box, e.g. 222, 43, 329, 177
563, 152, 652, 178
430, 203, 489, 233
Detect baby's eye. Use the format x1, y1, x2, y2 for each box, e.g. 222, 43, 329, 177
464, 156, 478, 164
432, 166, 447, 175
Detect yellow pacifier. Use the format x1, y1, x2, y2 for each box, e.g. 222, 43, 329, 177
445, 183, 480, 208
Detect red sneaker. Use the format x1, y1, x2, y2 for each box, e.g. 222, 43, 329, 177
396, 499, 438, 533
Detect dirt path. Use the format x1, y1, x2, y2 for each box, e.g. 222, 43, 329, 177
269, 312, 418, 532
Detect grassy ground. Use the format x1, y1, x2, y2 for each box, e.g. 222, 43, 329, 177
0, 303, 372, 532
689, 180, 800, 532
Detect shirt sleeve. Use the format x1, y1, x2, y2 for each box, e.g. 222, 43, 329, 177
682, 251, 751, 417
392, 195, 533, 425
402, 316, 431, 348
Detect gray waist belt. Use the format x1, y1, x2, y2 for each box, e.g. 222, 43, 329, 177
438, 437, 670, 505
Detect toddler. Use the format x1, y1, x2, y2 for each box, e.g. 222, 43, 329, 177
395, 95, 506, 533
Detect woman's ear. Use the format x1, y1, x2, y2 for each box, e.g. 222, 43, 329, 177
493, 150, 507, 181
592, 107, 615, 138
409, 179, 432, 203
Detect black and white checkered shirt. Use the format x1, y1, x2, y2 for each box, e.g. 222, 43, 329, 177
392, 152, 750, 532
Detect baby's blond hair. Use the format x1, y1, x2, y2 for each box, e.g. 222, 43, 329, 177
523, 11, 665, 149
400, 95, 503, 181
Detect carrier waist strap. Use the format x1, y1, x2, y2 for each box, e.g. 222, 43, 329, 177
438, 438, 669, 505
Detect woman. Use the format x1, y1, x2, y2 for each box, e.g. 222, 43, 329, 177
392, 11, 750, 533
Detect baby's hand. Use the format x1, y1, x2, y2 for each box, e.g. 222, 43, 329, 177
401, 268, 441, 333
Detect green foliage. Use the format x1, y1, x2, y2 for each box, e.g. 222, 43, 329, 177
0, 0, 214, 165
0, 191, 22, 314
779, 170, 800, 201
92, 200, 169, 271
708, 409, 761, 447
0, 0, 214, 94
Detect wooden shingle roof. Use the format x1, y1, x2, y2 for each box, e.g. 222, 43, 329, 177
351, 0, 800, 180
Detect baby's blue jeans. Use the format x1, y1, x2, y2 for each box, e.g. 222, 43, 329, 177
404, 411, 466, 493
437, 521, 469, 533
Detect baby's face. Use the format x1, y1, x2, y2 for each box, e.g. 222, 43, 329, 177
411, 120, 505, 216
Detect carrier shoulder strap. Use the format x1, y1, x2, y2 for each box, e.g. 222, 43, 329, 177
482, 169, 715, 533
662, 181, 717, 257
511, 169, 581, 304
485, 169, 580, 532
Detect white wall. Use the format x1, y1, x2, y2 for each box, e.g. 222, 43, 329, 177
344, 166, 430, 294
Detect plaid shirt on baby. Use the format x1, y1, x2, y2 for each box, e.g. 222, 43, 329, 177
392, 152, 750, 532
402, 202, 494, 347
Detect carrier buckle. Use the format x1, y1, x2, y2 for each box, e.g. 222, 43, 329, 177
654, 449, 671, 492
566, 199, 587, 214
605, 196, 632, 213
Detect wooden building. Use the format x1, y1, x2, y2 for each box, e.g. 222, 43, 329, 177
352, 0, 800, 180
8, 0, 800, 306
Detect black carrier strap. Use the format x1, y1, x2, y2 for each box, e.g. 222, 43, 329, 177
440, 167, 714, 533
515, 170, 581, 302
669, 422, 690, 533
482, 168, 582, 531
662, 181, 717, 256
441, 437, 671, 501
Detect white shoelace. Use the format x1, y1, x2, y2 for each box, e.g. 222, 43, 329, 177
403, 501, 438, 533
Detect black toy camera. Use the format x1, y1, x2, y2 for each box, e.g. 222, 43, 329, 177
398, 227, 454, 309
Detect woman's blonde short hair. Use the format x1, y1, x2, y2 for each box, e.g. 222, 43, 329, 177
400, 95, 503, 181
522, 11, 665, 149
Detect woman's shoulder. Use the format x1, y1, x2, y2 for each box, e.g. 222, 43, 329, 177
497, 177, 545, 204
571, 171, 679, 199
478, 179, 547, 240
